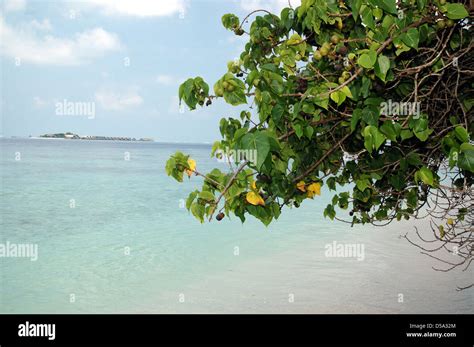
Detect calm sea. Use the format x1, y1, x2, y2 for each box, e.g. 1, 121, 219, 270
1, 138, 472, 313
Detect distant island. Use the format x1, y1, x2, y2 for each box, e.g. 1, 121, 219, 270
39, 132, 154, 142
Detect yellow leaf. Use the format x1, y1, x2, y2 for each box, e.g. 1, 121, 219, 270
185, 158, 196, 177
307, 182, 321, 198
439, 225, 445, 238
246, 191, 265, 206
447, 218, 454, 226
296, 181, 306, 192
251, 181, 257, 191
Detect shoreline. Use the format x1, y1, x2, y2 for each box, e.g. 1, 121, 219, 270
1, 137, 214, 146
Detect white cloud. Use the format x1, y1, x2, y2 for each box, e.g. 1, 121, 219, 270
26, 19, 52, 32
156, 74, 183, 86
0, 16, 122, 65
85, 0, 187, 17
240, 0, 301, 14
95, 88, 143, 111
3, 0, 26, 12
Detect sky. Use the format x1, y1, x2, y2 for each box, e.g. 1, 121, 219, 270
0, 0, 301, 142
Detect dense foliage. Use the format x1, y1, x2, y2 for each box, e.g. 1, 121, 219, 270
166, 0, 473, 234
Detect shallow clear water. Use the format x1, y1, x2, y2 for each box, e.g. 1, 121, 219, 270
1, 138, 472, 313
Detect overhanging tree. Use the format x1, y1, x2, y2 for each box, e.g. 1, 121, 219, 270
166, 0, 473, 285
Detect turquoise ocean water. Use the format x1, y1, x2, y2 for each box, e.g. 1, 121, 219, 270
1, 138, 472, 313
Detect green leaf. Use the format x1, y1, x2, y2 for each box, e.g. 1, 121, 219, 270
324, 204, 336, 220
310, 85, 330, 109
349, 0, 363, 20
361, 105, 380, 125
222, 14, 240, 30
363, 126, 386, 152
406, 152, 422, 166
351, 109, 362, 132
400, 129, 414, 141
372, 129, 386, 150
395, 42, 411, 56
305, 125, 314, 139
458, 143, 474, 172
410, 117, 427, 132
360, 6, 375, 30
407, 188, 418, 208
186, 190, 199, 209
165, 152, 189, 182
224, 89, 246, 105
330, 90, 347, 105
382, 14, 395, 29
191, 202, 205, 223
287, 33, 302, 45
358, 50, 377, 69
357, 53, 374, 69
462, 98, 474, 112
340, 86, 353, 99
314, 96, 329, 110
330, 91, 340, 104
374, 55, 390, 81
364, 134, 373, 152
260, 63, 278, 72
389, 174, 404, 190
446, 3, 468, 20
199, 191, 215, 202
271, 104, 285, 123
179, 79, 197, 109
179, 77, 209, 110
414, 128, 433, 142
247, 205, 272, 226
417, 166, 434, 186
454, 126, 469, 143
416, 0, 428, 11
241, 131, 271, 170
401, 28, 419, 49
302, 103, 315, 114
380, 121, 398, 141
314, 0, 328, 22
294, 123, 304, 139
356, 179, 370, 192
378, 0, 397, 15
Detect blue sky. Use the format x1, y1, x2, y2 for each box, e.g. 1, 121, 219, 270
0, 0, 299, 142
